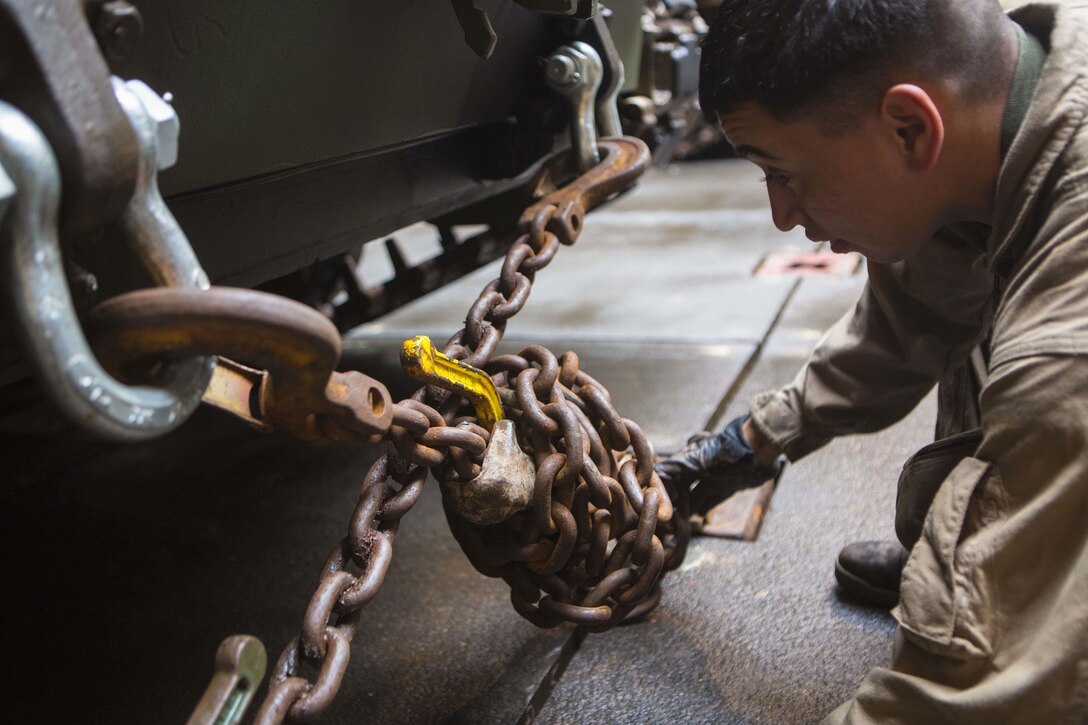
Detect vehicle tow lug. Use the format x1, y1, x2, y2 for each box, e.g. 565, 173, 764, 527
452, 1, 600, 59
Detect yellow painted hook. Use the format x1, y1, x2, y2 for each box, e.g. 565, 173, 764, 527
400, 336, 503, 430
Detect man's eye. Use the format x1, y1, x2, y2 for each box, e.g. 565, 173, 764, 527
760, 173, 791, 187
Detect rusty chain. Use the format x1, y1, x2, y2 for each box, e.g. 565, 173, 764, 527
246, 135, 695, 723
0, 5, 687, 719
84, 136, 682, 723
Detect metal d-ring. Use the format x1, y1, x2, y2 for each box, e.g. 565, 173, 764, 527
0, 80, 213, 441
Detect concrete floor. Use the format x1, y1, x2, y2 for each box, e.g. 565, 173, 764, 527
1, 158, 938, 723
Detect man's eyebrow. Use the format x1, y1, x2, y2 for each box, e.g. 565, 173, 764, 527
733, 144, 779, 161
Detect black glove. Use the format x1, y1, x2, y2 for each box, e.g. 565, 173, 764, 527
655, 415, 781, 517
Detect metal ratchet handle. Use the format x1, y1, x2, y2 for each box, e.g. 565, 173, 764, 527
0, 97, 211, 441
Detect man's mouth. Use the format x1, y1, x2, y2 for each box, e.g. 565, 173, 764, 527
804, 228, 852, 254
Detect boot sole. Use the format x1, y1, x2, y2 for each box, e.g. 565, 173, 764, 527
834, 560, 900, 609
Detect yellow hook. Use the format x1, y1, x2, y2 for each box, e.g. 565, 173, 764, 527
400, 335, 503, 430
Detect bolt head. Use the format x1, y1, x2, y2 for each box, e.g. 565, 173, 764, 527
546, 54, 578, 85
95, 1, 144, 62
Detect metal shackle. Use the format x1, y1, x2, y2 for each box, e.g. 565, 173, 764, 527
546, 40, 604, 172
0, 80, 213, 441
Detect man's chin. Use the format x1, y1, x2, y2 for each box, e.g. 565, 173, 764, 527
829, 239, 853, 254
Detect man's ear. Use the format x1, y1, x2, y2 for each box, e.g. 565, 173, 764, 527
881, 84, 944, 171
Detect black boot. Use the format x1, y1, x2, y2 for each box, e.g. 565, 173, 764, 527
834, 540, 909, 608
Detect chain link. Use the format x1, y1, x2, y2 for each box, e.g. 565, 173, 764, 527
254, 137, 673, 723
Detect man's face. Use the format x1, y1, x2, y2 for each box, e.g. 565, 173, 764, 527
718, 102, 936, 263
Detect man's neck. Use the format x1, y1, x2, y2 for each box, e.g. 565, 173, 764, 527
938, 17, 1021, 226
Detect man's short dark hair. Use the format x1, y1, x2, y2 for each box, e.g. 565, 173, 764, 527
699, 0, 1010, 129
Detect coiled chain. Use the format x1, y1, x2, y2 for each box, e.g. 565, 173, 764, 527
255, 137, 686, 723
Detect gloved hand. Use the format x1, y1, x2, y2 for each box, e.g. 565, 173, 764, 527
655, 415, 781, 518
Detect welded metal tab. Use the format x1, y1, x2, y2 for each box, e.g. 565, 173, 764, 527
452, 0, 599, 58
514, 0, 597, 17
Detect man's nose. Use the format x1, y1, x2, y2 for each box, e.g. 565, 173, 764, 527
768, 186, 806, 232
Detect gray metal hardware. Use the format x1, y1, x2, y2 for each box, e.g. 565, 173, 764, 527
0, 78, 213, 441
110, 78, 204, 288
546, 41, 604, 172
92, 0, 145, 63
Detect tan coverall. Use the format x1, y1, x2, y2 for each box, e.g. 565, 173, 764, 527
747, 4, 1088, 722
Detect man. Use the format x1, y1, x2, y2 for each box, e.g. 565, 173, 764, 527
655, 0, 1088, 721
